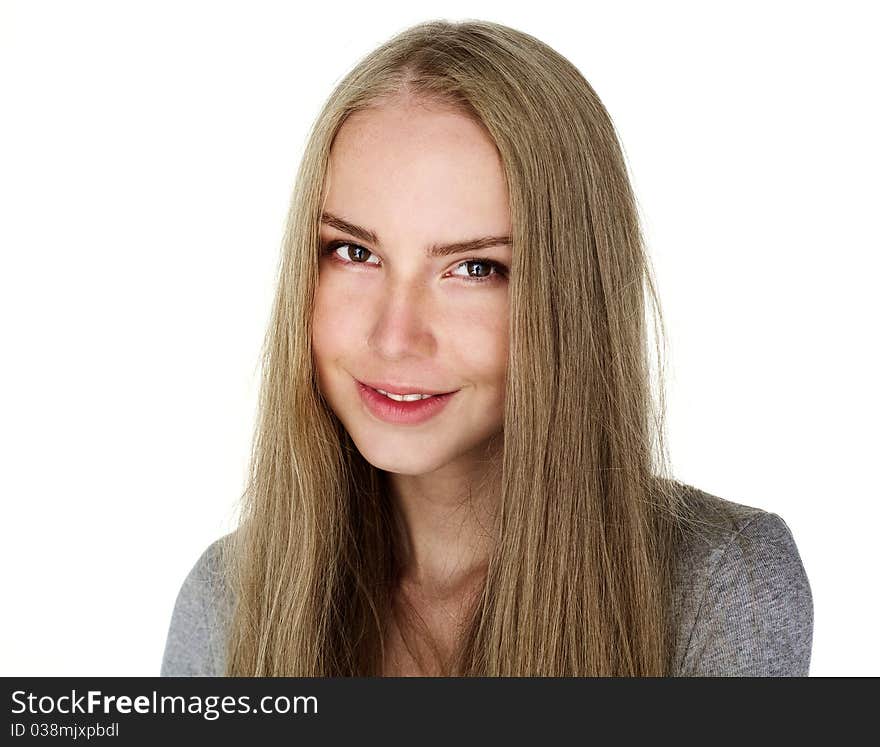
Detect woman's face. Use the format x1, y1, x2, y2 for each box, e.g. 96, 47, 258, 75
311, 99, 511, 477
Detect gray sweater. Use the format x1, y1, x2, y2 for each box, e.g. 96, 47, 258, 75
160, 488, 814, 676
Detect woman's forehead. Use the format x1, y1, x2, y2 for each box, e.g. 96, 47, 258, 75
324, 107, 510, 242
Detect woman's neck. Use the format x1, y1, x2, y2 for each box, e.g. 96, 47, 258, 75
384, 438, 502, 593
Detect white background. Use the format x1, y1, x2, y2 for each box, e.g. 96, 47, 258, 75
1, 0, 876, 676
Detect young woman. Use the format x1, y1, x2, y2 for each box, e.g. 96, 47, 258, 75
160, 19, 813, 677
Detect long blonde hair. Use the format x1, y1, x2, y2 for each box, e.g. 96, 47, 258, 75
221, 18, 721, 676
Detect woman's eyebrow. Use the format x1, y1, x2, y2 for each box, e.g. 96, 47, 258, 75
320, 211, 511, 258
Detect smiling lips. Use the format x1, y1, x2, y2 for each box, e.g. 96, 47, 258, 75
356, 379, 457, 425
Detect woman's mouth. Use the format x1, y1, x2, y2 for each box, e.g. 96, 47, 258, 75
356, 380, 458, 425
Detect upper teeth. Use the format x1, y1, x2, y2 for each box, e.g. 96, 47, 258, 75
376, 389, 435, 401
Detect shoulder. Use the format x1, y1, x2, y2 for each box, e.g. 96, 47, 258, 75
160, 533, 235, 676
670, 486, 814, 676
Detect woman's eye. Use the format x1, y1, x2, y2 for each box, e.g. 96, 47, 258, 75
322, 241, 379, 265
321, 240, 508, 284
449, 258, 507, 283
